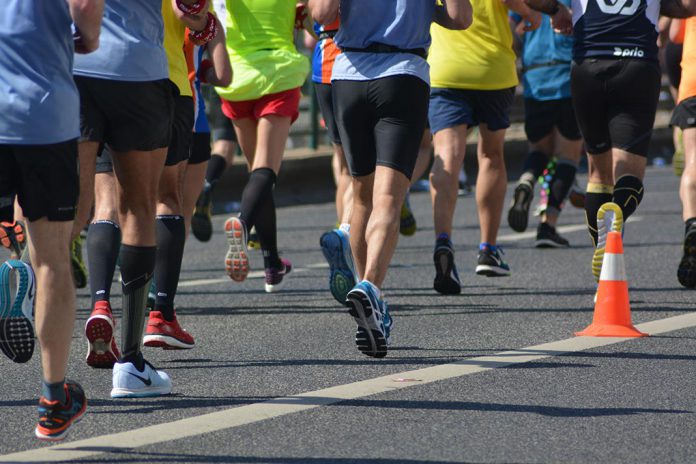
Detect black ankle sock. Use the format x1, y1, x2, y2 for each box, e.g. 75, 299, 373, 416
239, 167, 276, 230
612, 175, 644, 221
585, 183, 613, 246
205, 154, 227, 186
41, 380, 66, 404
686, 217, 696, 235
87, 220, 121, 306
521, 150, 549, 183
546, 160, 577, 215
154, 215, 186, 321
120, 245, 155, 369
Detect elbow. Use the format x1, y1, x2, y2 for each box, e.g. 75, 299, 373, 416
218, 69, 232, 88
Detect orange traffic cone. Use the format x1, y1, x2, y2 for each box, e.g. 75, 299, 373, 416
576, 231, 647, 337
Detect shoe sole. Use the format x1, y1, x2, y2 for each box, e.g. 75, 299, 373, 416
433, 247, 461, 295
144, 334, 195, 350
0, 260, 35, 364
34, 398, 87, 442
224, 218, 249, 282
85, 314, 118, 369
265, 278, 287, 293
191, 212, 213, 242
535, 238, 569, 248
593, 203, 624, 282
678, 230, 696, 288
508, 185, 533, 233
475, 265, 511, 277
0, 222, 25, 257
320, 232, 356, 305
111, 385, 172, 398
346, 289, 387, 358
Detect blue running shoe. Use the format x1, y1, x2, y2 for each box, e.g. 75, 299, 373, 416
346, 281, 390, 358
0, 259, 35, 363
320, 229, 357, 306
475, 243, 511, 277
35, 381, 87, 441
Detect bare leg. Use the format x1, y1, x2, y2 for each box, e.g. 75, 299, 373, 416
680, 127, 696, 220
71, 142, 99, 239
430, 125, 468, 237
476, 124, 507, 245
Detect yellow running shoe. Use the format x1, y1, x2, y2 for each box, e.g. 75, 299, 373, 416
592, 202, 624, 282
247, 225, 260, 250
399, 196, 416, 236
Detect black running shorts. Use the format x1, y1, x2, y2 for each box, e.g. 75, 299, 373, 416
188, 131, 212, 165
165, 95, 195, 166
670, 96, 696, 129
0, 140, 78, 222
209, 96, 238, 143
332, 75, 429, 180
314, 82, 341, 145
75, 76, 174, 153
524, 97, 581, 143
571, 59, 661, 156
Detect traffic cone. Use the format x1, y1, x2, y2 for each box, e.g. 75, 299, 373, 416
576, 231, 647, 337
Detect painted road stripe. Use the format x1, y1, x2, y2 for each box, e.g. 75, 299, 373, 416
497, 216, 643, 243
3, 311, 696, 463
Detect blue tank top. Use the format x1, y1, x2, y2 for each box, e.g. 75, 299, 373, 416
572, 0, 659, 61
74, 0, 168, 81
0, 1, 79, 144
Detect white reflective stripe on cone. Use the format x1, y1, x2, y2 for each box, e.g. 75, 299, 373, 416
599, 252, 626, 282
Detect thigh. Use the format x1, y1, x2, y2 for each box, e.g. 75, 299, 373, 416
372, 75, 430, 180
571, 60, 611, 154
333, 80, 377, 178
231, 118, 258, 169
254, 115, 291, 173
314, 82, 342, 145
166, 96, 195, 167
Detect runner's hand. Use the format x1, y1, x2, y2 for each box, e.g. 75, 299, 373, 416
551, 3, 573, 35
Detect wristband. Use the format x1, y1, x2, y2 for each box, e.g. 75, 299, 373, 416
176, 0, 206, 15
198, 59, 214, 84
188, 12, 218, 46
294, 3, 308, 30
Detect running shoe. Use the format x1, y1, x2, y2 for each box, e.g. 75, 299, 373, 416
433, 236, 461, 295
677, 225, 696, 288
111, 358, 172, 398
0, 220, 26, 259
248, 226, 261, 250
71, 235, 87, 289
458, 181, 472, 197
592, 202, 624, 282
319, 229, 357, 305
143, 310, 195, 349
535, 223, 570, 248
85, 300, 120, 368
475, 244, 511, 276
191, 185, 213, 242
346, 280, 391, 358
34, 381, 87, 442
224, 217, 249, 282
399, 195, 417, 236
0, 259, 35, 363
568, 179, 585, 209
507, 182, 533, 233
265, 258, 292, 293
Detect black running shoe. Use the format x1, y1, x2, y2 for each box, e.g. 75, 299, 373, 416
507, 182, 533, 233
476, 244, 510, 276
191, 185, 213, 242
678, 227, 696, 288
535, 223, 570, 248
35, 381, 87, 441
433, 237, 461, 295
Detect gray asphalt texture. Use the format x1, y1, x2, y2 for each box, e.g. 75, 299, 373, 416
1, 166, 695, 463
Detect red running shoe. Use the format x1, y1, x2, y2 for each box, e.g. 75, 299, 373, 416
85, 301, 120, 368
143, 310, 195, 350
0, 220, 26, 258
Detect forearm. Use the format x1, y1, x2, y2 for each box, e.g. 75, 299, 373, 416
308, 0, 338, 25
504, 0, 536, 16
205, 30, 232, 87
69, 0, 104, 50
661, 0, 696, 19
523, 0, 559, 15
434, 0, 473, 30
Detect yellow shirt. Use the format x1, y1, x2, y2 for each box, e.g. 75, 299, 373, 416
162, 2, 192, 97
429, 0, 518, 90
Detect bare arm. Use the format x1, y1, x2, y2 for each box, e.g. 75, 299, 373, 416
661, 0, 696, 18
68, 0, 104, 53
308, 0, 338, 25
524, 0, 572, 34
504, 0, 541, 31
203, 25, 232, 87
434, 0, 473, 30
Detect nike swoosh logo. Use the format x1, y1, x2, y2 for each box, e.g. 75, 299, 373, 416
127, 371, 152, 386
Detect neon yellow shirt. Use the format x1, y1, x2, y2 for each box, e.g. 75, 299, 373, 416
215, 0, 308, 102
162, 2, 192, 97
429, 0, 518, 90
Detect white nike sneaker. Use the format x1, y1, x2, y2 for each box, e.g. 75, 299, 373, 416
111, 359, 172, 398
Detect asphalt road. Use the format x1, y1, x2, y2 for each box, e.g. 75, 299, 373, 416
1, 166, 696, 463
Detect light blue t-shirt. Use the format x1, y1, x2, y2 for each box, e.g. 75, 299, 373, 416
0, 1, 79, 144
74, 0, 168, 81
331, 0, 434, 84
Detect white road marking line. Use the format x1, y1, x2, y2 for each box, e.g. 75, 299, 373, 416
498, 216, 643, 243
178, 268, 311, 288
4, 311, 696, 463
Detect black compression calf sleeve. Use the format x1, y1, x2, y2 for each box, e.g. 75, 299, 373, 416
87, 220, 121, 306
256, 192, 280, 269
585, 183, 613, 246
239, 168, 276, 231
520, 150, 549, 184
120, 244, 156, 369
154, 215, 186, 321
205, 154, 227, 186
612, 175, 644, 221
546, 160, 577, 216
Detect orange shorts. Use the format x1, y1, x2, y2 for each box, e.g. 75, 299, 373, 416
220, 87, 301, 123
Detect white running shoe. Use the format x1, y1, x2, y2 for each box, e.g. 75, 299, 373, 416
111, 359, 172, 398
